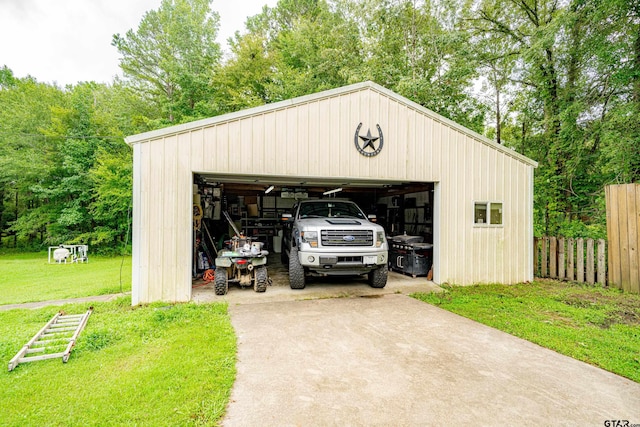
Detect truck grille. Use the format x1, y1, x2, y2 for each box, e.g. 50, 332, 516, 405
321, 230, 374, 246
337, 256, 362, 263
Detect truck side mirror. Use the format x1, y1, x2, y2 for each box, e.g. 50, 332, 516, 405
368, 214, 377, 223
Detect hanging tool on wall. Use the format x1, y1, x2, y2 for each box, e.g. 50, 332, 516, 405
202, 221, 218, 256
193, 204, 203, 230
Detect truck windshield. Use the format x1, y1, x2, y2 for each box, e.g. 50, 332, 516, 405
298, 201, 366, 219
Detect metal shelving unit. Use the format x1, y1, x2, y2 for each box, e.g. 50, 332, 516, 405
241, 217, 280, 248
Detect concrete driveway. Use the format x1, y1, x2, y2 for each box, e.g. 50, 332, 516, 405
222, 294, 640, 426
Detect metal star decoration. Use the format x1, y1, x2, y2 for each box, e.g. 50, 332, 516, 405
353, 123, 384, 157
358, 129, 380, 151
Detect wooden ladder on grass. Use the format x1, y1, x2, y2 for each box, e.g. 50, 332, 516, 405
8, 308, 93, 371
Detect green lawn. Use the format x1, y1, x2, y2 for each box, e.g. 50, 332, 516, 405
0, 251, 131, 305
412, 280, 640, 383
0, 297, 236, 426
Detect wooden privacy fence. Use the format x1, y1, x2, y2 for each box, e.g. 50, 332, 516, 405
534, 237, 607, 285
605, 184, 640, 294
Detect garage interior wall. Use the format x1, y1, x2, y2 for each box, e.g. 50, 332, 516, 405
127, 81, 537, 304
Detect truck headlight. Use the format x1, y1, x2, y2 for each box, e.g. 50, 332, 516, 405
376, 231, 385, 248
301, 231, 318, 247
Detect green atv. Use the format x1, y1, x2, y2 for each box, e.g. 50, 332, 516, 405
214, 212, 270, 295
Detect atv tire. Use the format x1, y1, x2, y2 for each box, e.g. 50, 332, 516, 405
214, 268, 229, 295
368, 264, 388, 288
254, 266, 268, 293
288, 246, 306, 289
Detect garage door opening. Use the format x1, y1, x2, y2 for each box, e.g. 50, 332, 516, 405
191, 173, 436, 292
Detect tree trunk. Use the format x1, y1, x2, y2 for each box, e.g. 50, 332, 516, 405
520, 120, 527, 155
541, 49, 561, 137
14, 189, 18, 247
634, 28, 640, 104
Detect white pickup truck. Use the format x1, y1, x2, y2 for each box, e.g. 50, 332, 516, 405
281, 199, 388, 289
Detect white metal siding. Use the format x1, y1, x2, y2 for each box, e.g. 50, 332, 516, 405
128, 82, 535, 303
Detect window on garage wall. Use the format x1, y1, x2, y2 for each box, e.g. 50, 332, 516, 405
474, 202, 503, 226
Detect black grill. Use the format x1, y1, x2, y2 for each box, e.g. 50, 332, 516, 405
390, 236, 433, 277
321, 229, 374, 246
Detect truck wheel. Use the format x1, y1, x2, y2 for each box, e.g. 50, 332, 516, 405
368, 265, 388, 288
254, 266, 268, 293
288, 246, 306, 289
215, 268, 229, 295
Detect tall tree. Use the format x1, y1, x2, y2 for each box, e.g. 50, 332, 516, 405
224, 0, 484, 130
464, 7, 519, 144
211, 32, 277, 113
345, 0, 485, 131
469, 0, 584, 233
592, 0, 640, 184
266, 0, 363, 99
468, 0, 639, 235
0, 68, 66, 245
10, 82, 122, 245
0, 71, 143, 249
112, 0, 221, 123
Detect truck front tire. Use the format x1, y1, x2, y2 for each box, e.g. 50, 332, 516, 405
368, 264, 388, 288
288, 246, 306, 289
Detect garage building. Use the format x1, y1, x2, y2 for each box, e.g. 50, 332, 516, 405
125, 81, 537, 305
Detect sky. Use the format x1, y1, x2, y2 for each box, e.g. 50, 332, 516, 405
0, 0, 278, 87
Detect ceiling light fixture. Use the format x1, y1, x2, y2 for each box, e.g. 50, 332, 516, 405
265, 185, 275, 194
323, 187, 342, 196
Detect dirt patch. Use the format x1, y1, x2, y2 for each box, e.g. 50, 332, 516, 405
611, 307, 640, 326
556, 284, 640, 327
542, 311, 580, 328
